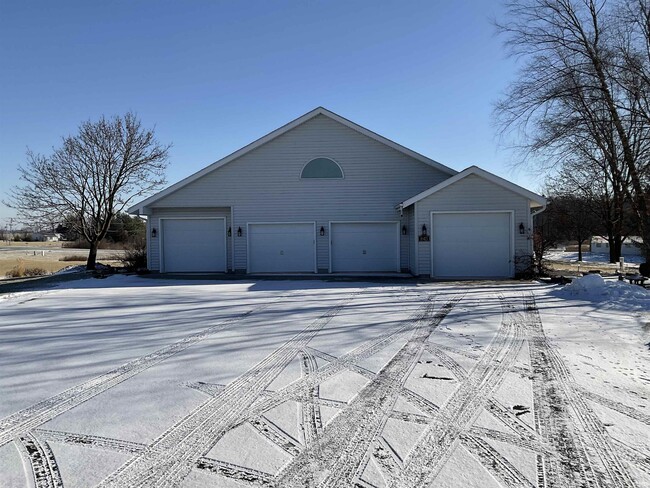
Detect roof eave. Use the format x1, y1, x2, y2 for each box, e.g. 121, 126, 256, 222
400, 165, 546, 208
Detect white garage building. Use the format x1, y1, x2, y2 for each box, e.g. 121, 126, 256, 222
129, 107, 546, 278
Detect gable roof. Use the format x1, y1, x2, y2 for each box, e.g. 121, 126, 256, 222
399, 165, 546, 208
128, 107, 457, 214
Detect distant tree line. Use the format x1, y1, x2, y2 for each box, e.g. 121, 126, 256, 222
533, 193, 638, 264
496, 0, 650, 260
56, 212, 146, 245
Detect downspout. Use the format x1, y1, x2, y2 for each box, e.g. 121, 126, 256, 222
529, 202, 547, 258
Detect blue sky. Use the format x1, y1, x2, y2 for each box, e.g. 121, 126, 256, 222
0, 0, 535, 225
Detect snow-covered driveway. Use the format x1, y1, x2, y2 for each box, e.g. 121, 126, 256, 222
0, 276, 648, 488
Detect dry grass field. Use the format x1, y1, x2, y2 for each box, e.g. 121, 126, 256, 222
0, 241, 123, 278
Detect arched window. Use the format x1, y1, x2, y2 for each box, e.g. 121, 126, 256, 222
301, 158, 343, 179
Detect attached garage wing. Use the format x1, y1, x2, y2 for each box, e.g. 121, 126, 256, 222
330, 222, 400, 272
161, 218, 227, 273
431, 212, 513, 278
248, 223, 316, 273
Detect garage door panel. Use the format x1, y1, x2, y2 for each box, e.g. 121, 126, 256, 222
249, 223, 315, 273
162, 219, 226, 273
331, 223, 399, 272
432, 213, 511, 278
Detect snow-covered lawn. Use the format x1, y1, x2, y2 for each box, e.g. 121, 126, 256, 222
546, 250, 644, 266
1, 276, 648, 488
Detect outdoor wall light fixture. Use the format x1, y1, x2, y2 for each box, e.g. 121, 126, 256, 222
320, 226, 325, 236
418, 224, 430, 242
237, 227, 243, 237
227, 227, 232, 237
519, 222, 526, 235
151, 228, 157, 238
402, 225, 408, 235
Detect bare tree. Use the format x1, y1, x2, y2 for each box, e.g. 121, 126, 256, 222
495, 0, 650, 258
6, 113, 169, 269
532, 200, 565, 273
552, 194, 599, 260
545, 147, 634, 261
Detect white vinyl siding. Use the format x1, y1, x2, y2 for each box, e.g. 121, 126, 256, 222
160, 218, 226, 273
147, 115, 449, 272
248, 223, 316, 273
407, 205, 416, 275
330, 222, 400, 272
414, 174, 531, 278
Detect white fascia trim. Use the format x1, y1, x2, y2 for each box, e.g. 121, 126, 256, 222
128, 107, 457, 214
320, 109, 457, 176
400, 165, 547, 209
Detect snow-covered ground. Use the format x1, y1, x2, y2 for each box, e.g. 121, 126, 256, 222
0, 276, 649, 488
546, 250, 644, 266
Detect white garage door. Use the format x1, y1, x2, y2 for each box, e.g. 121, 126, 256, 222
248, 223, 315, 273
432, 212, 512, 278
331, 222, 399, 272
161, 218, 226, 273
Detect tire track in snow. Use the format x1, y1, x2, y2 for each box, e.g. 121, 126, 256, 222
391, 294, 525, 487
485, 399, 540, 440
372, 438, 402, 482
304, 347, 377, 379
436, 341, 531, 377
239, 297, 434, 424
299, 349, 322, 449
16, 432, 64, 488
97, 292, 358, 488
426, 338, 551, 456
32, 429, 279, 487
574, 386, 650, 426
35, 429, 147, 455
194, 457, 274, 486
387, 410, 430, 424
249, 416, 302, 456
427, 342, 537, 439
461, 433, 535, 488
0, 295, 291, 448
611, 440, 650, 478
398, 388, 440, 417
274, 297, 461, 488
523, 293, 636, 488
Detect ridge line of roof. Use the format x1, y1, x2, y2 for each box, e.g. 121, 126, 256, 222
128, 107, 457, 213
400, 165, 546, 208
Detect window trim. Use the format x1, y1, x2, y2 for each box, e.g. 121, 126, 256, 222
300, 157, 344, 179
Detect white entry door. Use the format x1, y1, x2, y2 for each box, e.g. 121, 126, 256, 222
248, 223, 316, 273
161, 218, 226, 272
330, 222, 399, 272
431, 212, 512, 278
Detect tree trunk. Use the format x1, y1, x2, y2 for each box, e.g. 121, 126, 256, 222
613, 236, 623, 263
607, 232, 615, 263
577, 238, 584, 262
86, 242, 98, 270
